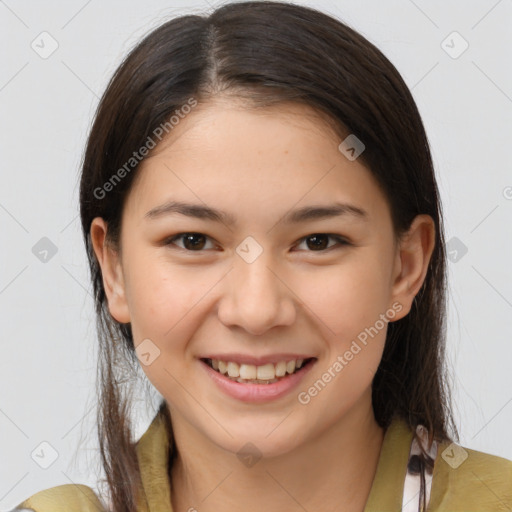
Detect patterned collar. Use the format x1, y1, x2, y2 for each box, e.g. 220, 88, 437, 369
402, 425, 438, 511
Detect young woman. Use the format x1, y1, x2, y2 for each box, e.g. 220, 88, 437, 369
15, 1, 512, 511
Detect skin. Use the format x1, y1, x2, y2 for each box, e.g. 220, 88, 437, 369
91, 97, 435, 512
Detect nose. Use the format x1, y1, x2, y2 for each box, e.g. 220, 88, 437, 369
217, 249, 296, 336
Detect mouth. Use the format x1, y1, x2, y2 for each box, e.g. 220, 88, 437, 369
200, 357, 317, 385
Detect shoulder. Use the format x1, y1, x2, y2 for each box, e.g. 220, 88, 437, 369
430, 440, 512, 510
11, 483, 106, 512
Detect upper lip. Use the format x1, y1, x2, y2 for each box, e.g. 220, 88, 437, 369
199, 353, 316, 366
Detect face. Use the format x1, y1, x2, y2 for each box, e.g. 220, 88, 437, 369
91, 98, 434, 458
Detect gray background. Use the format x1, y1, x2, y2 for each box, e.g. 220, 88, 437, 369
1, 0, 511, 508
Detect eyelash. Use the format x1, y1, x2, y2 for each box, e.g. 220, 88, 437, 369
163, 232, 351, 253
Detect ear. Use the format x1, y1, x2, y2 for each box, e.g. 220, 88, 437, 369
90, 217, 131, 324
388, 214, 436, 321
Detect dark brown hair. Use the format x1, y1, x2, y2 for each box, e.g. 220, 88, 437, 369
79, 2, 458, 510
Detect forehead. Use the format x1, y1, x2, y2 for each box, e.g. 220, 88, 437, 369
125, 100, 389, 227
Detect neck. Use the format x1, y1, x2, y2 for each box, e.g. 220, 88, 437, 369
169, 393, 385, 512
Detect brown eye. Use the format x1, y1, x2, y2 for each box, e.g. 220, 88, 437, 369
165, 233, 215, 251
295, 234, 350, 252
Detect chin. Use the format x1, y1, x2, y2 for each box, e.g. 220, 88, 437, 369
210, 422, 305, 460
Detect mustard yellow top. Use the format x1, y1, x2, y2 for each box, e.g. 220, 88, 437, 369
14, 408, 512, 511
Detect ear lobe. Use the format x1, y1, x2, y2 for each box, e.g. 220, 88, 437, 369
90, 217, 131, 324
389, 214, 436, 320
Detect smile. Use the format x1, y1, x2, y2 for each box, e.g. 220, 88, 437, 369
201, 357, 315, 384
199, 356, 317, 402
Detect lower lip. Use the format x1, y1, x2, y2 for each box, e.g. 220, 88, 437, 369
199, 359, 316, 403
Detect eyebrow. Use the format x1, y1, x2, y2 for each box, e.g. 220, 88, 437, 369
144, 200, 369, 225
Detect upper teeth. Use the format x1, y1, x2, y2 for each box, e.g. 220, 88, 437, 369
211, 358, 304, 380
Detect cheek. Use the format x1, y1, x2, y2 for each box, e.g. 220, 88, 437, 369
122, 253, 207, 402
289, 256, 390, 392
289, 255, 391, 337
124, 249, 202, 337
